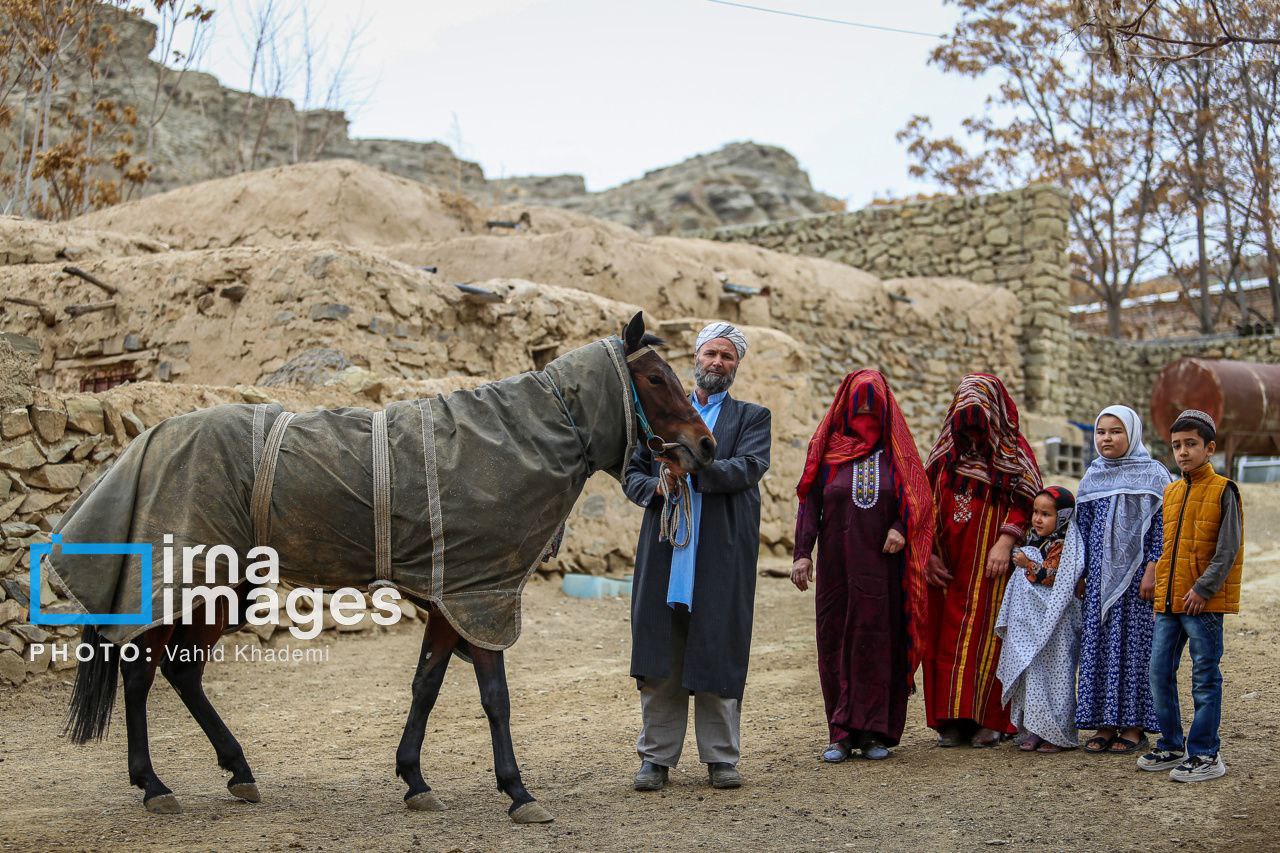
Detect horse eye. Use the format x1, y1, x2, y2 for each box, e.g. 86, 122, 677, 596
647, 374, 663, 384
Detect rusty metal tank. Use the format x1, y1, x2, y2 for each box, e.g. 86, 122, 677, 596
1150, 358, 1280, 458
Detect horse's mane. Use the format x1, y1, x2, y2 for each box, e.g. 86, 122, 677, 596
638, 333, 665, 348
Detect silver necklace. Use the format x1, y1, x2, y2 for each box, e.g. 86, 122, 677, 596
850, 450, 882, 510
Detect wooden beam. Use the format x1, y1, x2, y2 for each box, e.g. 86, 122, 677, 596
62, 265, 119, 295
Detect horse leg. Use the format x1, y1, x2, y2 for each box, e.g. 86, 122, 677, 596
470, 647, 553, 824
121, 625, 181, 814
396, 613, 458, 811
161, 616, 260, 804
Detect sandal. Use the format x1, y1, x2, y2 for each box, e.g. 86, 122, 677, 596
1018, 734, 1043, 752
1084, 734, 1117, 754
1108, 735, 1148, 755
1036, 742, 1068, 754
970, 728, 1002, 749
822, 741, 851, 763
936, 726, 965, 748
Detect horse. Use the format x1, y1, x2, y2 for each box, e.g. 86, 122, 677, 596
56, 311, 714, 823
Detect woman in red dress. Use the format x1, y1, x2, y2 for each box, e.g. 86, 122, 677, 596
791, 370, 934, 761
923, 374, 1042, 748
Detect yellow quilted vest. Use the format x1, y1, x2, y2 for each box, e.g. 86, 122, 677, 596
1154, 462, 1244, 614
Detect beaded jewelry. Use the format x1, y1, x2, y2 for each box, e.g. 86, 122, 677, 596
952, 491, 973, 523
851, 450, 882, 510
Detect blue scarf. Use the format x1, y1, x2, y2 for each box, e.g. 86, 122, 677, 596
666, 391, 726, 610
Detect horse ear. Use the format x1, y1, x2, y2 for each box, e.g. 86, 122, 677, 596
623, 312, 645, 353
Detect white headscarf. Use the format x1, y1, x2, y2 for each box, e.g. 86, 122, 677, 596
695, 322, 748, 359
1074, 404, 1173, 621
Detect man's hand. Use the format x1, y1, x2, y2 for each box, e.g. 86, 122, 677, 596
1138, 562, 1157, 602
1182, 588, 1209, 615
926, 553, 952, 588
652, 468, 681, 499
883, 528, 906, 554
791, 557, 815, 592
984, 534, 1016, 579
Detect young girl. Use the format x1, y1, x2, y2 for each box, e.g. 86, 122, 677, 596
1069, 405, 1173, 754
995, 486, 1081, 753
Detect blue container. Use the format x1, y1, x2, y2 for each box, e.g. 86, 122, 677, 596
562, 573, 633, 600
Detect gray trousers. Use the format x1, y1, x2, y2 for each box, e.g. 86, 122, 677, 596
636, 611, 741, 767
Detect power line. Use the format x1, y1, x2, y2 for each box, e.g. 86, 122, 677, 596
699, 0, 944, 40
697, 0, 1280, 65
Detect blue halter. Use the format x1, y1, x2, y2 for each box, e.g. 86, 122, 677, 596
626, 345, 673, 455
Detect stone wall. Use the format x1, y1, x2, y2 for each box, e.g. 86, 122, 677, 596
0, 371, 461, 687
1065, 331, 1280, 424
699, 186, 1072, 416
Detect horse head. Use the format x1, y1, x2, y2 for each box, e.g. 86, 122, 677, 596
622, 312, 716, 476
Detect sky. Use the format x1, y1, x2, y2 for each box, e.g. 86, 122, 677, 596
173, 0, 997, 208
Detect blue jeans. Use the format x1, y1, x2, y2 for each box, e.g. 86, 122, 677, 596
1149, 611, 1225, 758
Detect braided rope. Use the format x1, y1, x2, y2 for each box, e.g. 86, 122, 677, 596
657, 463, 692, 549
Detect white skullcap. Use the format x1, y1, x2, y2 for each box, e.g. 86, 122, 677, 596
695, 322, 748, 359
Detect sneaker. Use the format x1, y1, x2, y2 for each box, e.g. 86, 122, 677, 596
1169, 754, 1227, 783
1137, 748, 1185, 772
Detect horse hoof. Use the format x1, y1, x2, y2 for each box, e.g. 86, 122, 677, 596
144, 793, 182, 815
229, 782, 261, 803
406, 791, 446, 812
510, 801, 554, 824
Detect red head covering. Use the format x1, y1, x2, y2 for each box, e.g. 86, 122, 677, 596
925, 373, 1042, 509
797, 370, 935, 686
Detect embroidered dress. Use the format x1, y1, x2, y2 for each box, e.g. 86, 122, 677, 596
926, 483, 1029, 732
794, 370, 933, 747
923, 374, 1042, 735
796, 454, 909, 745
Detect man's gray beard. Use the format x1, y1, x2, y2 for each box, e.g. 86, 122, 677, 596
694, 362, 735, 395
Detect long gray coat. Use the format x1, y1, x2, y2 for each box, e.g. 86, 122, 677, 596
624, 394, 771, 700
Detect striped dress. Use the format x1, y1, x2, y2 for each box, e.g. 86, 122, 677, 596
924, 481, 1029, 733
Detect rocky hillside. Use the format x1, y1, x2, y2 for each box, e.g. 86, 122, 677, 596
489, 142, 844, 234
2, 9, 838, 235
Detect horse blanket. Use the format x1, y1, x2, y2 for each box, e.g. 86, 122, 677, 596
45, 338, 636, 649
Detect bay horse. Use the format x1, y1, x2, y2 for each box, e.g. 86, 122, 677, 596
61, 312, 714, 822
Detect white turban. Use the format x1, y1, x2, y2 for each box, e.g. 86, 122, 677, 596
695, 322, 748, 359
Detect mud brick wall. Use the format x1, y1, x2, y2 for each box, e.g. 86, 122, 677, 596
1065, 331, 1280, 424
699, 185, 1072, 417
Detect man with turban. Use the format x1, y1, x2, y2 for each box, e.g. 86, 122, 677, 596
623, 321, 772, 792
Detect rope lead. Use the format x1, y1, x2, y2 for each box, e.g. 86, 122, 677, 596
657, 463, 693, 549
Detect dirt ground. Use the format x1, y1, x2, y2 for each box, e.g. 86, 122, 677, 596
2, 485, 1279, 853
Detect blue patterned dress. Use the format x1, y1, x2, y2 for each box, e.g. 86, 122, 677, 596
1075, 497, 1163, 731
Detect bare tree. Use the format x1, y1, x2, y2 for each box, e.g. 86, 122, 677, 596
133, 1, 215, 177
1076, 0, 1280, 65
898, 0, 1169, 337
290, 4, 366, 163
1, 0, 150, 219
228, 0, 369, 173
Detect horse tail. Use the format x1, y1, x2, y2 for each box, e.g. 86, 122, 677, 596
65, 626, 119, 744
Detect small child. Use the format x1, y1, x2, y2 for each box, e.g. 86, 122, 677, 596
1138, 410, 1244, 782
996, 486, 1081, 753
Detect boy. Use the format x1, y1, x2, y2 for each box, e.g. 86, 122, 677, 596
1137, 409, 1244, 782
